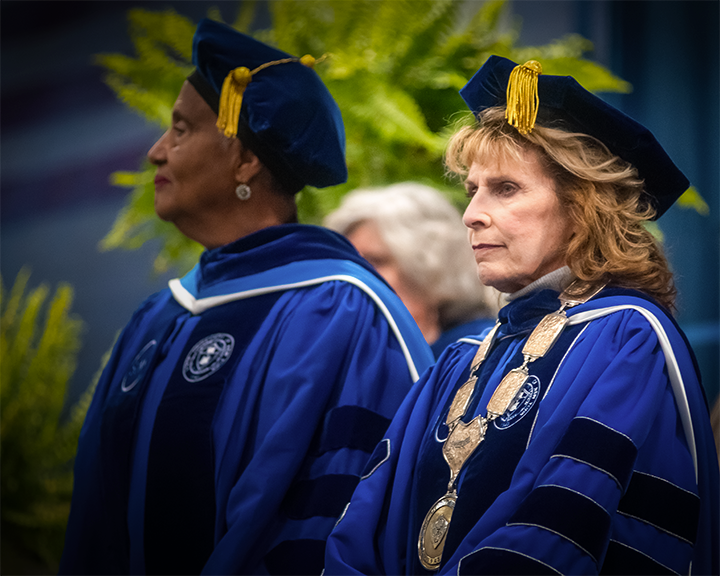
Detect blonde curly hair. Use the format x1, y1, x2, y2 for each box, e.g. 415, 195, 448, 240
445, 106, 676, 311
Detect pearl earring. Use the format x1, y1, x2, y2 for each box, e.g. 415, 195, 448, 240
235, 183, 252, 200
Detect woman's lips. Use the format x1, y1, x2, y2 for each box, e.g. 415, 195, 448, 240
472, 243, 504, 260
472, 243, 503, 251
154, 175, 170, 189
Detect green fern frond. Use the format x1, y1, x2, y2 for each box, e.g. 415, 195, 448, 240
319, 1, 378, 56
442, 0, 514, 61
232, 0, 259, 32
97, 8, 194, 126
391, 0, 458, 70
1, 271, 89, 571
677, 186, 710, 215
104, 75, 175, 126
128, 8, 196, 62
110, 170, 153, 188
544, 57, 632, 94
338, 79, 445, 152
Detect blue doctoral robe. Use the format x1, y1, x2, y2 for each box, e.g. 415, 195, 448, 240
60, 224, 433, 575
325, 288, 719, 575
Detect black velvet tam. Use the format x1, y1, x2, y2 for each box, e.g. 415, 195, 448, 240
187, 19, 347, 193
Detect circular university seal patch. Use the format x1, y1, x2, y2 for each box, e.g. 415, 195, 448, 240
494, 375, 540, 430
121, 340, 157, 392
183, 333, 235, 383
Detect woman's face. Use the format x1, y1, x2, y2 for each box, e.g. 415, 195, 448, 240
462, 147, 575, 293
147, 81, 239, 232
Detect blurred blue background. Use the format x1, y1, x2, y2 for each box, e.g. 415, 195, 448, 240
2, 1, 718, 407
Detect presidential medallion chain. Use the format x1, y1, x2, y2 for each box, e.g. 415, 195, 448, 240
418, 279, 605, 571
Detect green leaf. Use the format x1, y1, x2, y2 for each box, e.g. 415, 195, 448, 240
676, 186, 710, 216
643, 220, 664, 242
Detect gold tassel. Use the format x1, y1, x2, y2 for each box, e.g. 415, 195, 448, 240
505, 60, 543, 135
216, 54, 327, 139
217, 66, 252, 138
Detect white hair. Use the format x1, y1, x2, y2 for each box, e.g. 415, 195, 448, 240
324, 182, 498, 328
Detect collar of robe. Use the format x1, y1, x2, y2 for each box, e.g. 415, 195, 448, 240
498, 288, 570, 337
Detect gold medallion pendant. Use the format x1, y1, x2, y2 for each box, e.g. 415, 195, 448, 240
418, 491, 457, 570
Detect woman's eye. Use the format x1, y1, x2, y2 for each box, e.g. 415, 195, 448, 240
496, 182, 517, 196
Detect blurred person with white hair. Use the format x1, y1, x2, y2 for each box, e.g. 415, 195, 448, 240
325, 183, 498, 357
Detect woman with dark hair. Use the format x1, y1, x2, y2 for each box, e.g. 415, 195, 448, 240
324, 56, 719, 575
60, 19, 432, 575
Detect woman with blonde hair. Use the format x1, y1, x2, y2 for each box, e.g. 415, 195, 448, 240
325, 56, 719, 575
325, 183, 498, 356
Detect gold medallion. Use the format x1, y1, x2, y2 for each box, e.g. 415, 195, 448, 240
447, 376, 476, 424
523, 312, 568, 358
418, 492, 456, 570
486, 368, 528, 417
443, 417, 487, 481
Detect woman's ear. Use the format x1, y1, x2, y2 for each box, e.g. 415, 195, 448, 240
234, 141, 264, 184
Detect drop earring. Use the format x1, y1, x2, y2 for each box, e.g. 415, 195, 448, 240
235, 183, 252, 200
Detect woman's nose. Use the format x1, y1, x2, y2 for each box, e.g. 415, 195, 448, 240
147, 130, 169, 165
462, 195, 490, 229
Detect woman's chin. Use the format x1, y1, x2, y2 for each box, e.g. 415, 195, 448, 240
153, 198, 174, 223
477, 271, 521, 294
477, 268, 502, 292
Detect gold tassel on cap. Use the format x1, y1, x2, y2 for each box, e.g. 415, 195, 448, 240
217, 66, 252, 138
505, 60, 542, 135
216, 54, 324, 139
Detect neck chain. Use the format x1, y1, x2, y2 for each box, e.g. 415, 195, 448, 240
418, 279, 605, 570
